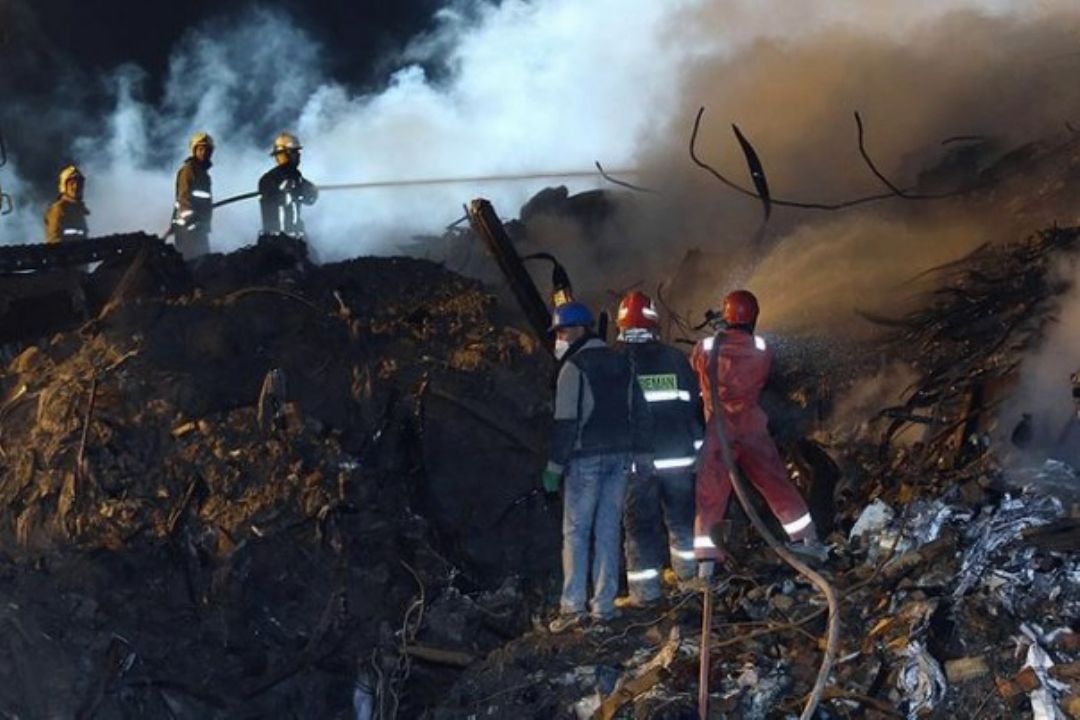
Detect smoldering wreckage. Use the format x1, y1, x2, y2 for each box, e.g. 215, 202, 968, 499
0, 114, 1078, 720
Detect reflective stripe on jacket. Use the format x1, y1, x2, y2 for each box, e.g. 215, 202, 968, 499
258, 164, 318, 237
174, 157, 213, 232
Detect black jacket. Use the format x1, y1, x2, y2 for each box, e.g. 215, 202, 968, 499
547, 336, 652, 472
616, 340, 704, 470
258, 164, 318, 237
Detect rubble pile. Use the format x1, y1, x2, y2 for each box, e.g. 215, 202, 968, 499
433, 226, 1080, 719
0, 236, 560, 718
0, 221, 1077, 718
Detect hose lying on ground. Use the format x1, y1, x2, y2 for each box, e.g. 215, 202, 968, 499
705, 332, 841, 720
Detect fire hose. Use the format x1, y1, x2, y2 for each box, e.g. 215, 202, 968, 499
160, 167, 637, 241
210, 168, 638, 210
699, 330, 840, 720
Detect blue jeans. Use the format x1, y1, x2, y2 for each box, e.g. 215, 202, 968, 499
560, 452, 631, 618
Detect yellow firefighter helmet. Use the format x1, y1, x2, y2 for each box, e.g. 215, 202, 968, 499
58, 164, 84, 195
189, 131, 215, 153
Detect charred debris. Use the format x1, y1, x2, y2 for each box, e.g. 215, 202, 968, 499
0, 126, 1077, 718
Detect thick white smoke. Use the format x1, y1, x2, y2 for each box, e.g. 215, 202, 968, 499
1001, 257, 1080, 461
2, 0, 1071, 261
2, 1, 692, 256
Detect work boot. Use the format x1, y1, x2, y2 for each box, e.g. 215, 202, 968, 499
614, 594, 659, 610
786, 537, 830, 564
666, 567, 700, 593
548, 612, 584, 634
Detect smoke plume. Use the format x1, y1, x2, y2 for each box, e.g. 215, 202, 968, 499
0, 0, 1078, 316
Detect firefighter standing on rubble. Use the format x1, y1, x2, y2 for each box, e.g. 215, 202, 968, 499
258, 132, 318, 238
44, 165, 89, 243
542, 301, 653, 633
172, 132, 215, 259
613, 291, 702, 606
692, 290, 827, 576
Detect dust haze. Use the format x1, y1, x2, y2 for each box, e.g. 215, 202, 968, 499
566, 2, 1080, 334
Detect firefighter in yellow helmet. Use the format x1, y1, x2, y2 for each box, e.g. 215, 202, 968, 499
172, 131, 214, 259
44, 165, 89, 243
258, 132, 318, 238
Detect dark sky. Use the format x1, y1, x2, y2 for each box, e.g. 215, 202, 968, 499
0, 0, 446, 182
3, 0, 444, 93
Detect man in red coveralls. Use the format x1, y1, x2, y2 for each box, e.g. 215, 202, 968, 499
691, 290, 827, 575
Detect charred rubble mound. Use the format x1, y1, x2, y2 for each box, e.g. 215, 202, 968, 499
0, 236, 559, 718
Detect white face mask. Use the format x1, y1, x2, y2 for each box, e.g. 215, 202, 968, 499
554, 339, 570, 359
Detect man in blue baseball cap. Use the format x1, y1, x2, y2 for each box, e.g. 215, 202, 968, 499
543, 301, 653, 633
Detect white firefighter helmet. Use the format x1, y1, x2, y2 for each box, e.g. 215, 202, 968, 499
270, 132, 302, 156
189, 131, 215, 153
58, 164, 84, 195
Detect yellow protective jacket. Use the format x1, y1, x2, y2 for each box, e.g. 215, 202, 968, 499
173, 157, 213, 233
44, 196, 89, 244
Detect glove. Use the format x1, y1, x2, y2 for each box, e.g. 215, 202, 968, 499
541, 468, 562, 494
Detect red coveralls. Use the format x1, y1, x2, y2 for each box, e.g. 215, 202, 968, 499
691, 330, 814, 560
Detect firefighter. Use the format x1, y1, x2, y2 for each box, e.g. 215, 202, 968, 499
172, 132, 215, 259
542, 301, 653, 632
258, 132, 318, 238
44, 165, 89, 243
691, 290, 827, 575
613, 291, 702, 606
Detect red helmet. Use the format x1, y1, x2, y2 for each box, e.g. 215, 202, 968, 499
617, 291, 660, 330
722, 290, 759, 327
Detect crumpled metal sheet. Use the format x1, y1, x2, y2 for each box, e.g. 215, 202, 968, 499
850, 499, 894, 542
1019, 625, 1069, 720
1010, 459, 1078, 489
718, 661, 792, 720
906, 499, 963, 547
953, 493, 1064, 598
852, 497, 967, 565
984, 550, 1080, 616
896, 641, 947, 720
